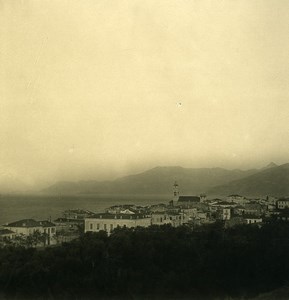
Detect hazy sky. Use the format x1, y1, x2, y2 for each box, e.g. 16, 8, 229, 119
1, 0, 289, 186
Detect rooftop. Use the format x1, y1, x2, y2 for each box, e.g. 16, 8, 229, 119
213, 201, 235, 206
39, 220, 56, 227
64, 209, 94, 214
5, 219, 55, 228
54, 217, 83, 223
88, 213, 150, 220
152, 211, 182, 216
178, 196, 200, 202
277, 198, 289, 202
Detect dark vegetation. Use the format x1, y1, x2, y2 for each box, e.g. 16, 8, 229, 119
1, 221, 289, 299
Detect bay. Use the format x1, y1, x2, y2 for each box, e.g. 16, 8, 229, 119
0, 194, 170, 225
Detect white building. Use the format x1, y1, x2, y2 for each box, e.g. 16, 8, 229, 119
243, 215, 262, 224
222, 208, 231, 220
151, 211, 185, 227
85, 213, 151, 235
276, 199, 289, 209
227, 195, 249, 205
4, 219, 57, 245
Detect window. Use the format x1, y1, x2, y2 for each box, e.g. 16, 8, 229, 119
51, 228, 55, 233
104, 224, 107, 231
97, 223, 100, 230
160, 218, 163, 222
90, 223, 93, 230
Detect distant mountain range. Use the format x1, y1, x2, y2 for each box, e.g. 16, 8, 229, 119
41, 162, 289, 197
208, 162, 289, 197
43, 165, 258, 196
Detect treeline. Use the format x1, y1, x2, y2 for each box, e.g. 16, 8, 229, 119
1, 221, 289, 299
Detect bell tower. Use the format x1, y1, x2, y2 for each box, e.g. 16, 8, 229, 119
173, 181, 179, 202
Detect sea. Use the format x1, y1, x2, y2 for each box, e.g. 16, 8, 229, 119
0, 194, 170, 225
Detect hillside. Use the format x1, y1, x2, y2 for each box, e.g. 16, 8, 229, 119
43, 166, 257, 195
208, 162, 289, 197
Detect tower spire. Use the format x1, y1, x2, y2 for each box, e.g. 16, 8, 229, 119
173, 181, 179, 202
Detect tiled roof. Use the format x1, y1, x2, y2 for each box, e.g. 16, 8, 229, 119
151, 211, 182, 216
5, 219, 55, 228
178, 196, 200, 202
5, 219, 40, 228
54, 218, 83, 223
88, 213, 149, 220
38, 220, 56, 227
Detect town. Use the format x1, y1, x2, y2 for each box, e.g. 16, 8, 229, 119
1, 181, 289, 248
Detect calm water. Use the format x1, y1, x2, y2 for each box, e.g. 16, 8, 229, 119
0, 194, 170, 225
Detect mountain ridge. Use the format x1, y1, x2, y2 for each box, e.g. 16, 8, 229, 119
43, 165, 258, 195
208, 162, 289, 197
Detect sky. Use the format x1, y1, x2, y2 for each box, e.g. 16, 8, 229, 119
1, 0, 289, 187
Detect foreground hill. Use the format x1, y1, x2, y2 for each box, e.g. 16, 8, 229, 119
2, 222, 289, 299
208, 163, 289, 197
43, 166, 257, 195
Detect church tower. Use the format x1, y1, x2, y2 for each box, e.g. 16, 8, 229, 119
173, 181, 179, 202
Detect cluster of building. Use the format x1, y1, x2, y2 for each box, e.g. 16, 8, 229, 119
2, 182, 289, 246
83, 182, 287, 234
